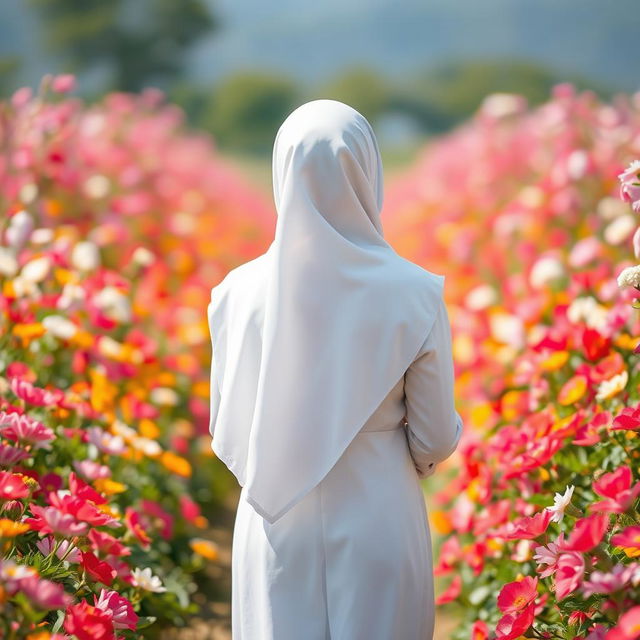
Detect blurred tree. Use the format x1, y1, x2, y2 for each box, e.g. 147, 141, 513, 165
312, 65, 390, 124
27, 0, 217, 92
203, 71, 300, 154
0, 57, 21, 96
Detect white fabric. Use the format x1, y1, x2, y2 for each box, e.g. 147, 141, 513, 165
209, 287, 463, 639
207, 98, 445, 525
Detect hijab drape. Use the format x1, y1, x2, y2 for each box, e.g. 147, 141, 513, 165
208, 99, 444, 524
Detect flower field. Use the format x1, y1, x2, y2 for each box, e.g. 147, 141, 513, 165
384, 85, 640, 638
0, 76, 272, 638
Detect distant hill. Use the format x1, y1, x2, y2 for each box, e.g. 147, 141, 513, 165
189, 0, 639, 92
1, 0, 638, 93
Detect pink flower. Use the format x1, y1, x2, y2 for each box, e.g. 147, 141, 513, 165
94, 588, 138, 630
51, 74, 76, 94
611, 403, 640, 431
590, 466, 640, 514
24, 504, 89, 537
611, 525, 640, 558
561, 513, 609, 552
73, 459, 112, 481
619, 160, 640, 212
10, 377, 63, 407
497, 576, 538, 614
533, 533, 565, 578
555, 551, 585, 600
0, 442, 31, 466
619, 606, 640, 640
0, 411, 55, 449
581, 564, 636, 598
36, 535, 80, 563
18, 574, 72, 609
501, 509, 552, 541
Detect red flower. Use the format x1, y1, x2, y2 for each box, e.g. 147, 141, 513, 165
435, 575, 461, 605
590, 466, 640, 514
0, 471, 30, 500
497, 576, 538, 614
471, 620, 489, 640
555, 551, 585, 600
495, 601, 535, 639
80, 550, 117, 586
64, 600, 116, 640
561, 513, 610, 552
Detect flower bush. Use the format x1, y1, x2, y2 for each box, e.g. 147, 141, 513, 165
384, 85, 640, 638
0, 76, 272, 638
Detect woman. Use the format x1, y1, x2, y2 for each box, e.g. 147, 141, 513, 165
207, 99, 463, 639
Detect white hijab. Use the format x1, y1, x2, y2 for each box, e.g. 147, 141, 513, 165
208, 99, 444, 524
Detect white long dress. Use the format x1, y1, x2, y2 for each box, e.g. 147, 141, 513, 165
210, 293, 463, 640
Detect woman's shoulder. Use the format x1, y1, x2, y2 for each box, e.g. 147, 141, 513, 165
210, 253, 270, 303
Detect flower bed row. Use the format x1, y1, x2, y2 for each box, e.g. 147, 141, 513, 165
384, 85, 640, 638
0, 76, 272, 638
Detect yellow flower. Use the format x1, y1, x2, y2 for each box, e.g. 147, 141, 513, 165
595, 371, 628, 403
540, 350, 569, 372
93, 478, 127, 495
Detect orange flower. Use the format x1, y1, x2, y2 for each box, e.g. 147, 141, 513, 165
558, 375, 588, 406
161, 451, 192, 478
0, 518, 30, 537
190, 538, 219, 561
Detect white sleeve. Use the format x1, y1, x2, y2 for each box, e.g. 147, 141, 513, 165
403, 297, 463, 479
208, 302, 222, 440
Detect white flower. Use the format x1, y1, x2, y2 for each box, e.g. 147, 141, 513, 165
131, 567, 167, 593
617, 265, 640, 289
57, 283, 86, 311
150, 387, 179, 407
83, 175, 110, 199
0, 248, 18, 277
605, 214, 635, 245
20, 255, 51, 283
5, 210, 34, 248
42, 315, 78, 340
566, 296, 608, 331
131, 246, 155, 267
529, 256, 564, 289
546, 485, 575, 523
131, 436, 162, 457
465, 284, 497, 311
567, 150, 589, 180
596, 371, 629, 403
71, 241, 101, 272
93, 286, 131, 323
87, 426, 126, 456
489, 313, 525, 349
597, 196, 629, 220
31, 228, 54, 245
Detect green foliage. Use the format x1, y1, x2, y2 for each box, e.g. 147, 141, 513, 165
26, 0, 218, 91
201, 71, 300, 154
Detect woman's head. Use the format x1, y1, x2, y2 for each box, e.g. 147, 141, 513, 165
271, 99, 385, 244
